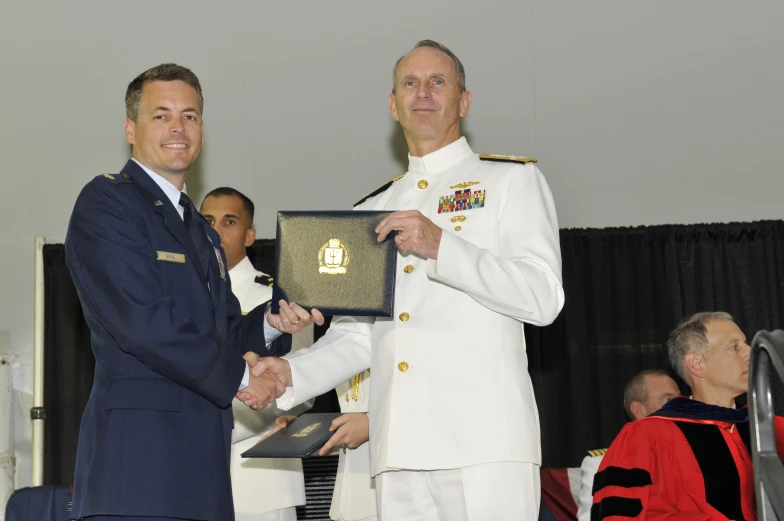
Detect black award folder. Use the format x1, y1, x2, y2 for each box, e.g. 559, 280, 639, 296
271, 211, 397, 317
241, 412, 344, 458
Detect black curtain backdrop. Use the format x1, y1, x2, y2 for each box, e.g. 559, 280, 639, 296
42, 220, 784, 485
42, 246, 95, 486
528, 220, 784, 466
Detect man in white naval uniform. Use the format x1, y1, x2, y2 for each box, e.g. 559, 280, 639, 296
323, 371, 378, 521
201, 187, 314, 521
241, 40, 565, 520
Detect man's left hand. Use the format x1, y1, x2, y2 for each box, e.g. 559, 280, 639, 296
318, 413, 370, 456
376, 210, 442, 259
267, 300, 325, 334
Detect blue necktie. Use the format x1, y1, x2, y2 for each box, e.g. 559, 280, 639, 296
179, 192, 210, 278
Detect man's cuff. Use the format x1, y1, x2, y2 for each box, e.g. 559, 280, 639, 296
275, 359, 300, 410
238, 364, 249, 391
263, 304, 283, 346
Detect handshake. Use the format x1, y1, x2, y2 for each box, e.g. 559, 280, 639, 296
238, 299, 324, 410
236, 352, 293, 410
236, 351, 293, 409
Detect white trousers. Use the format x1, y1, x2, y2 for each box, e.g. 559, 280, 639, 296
375, 462, 540, 521
236, 506, 297, 521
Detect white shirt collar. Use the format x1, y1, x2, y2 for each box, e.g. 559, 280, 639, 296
132, 158, 187, 220
407, 136, 474, 176
228, 256, 262, 285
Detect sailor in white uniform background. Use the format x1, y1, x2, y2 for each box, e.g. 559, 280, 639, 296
325, 371, 378, 521
201, 187, 314, 521
276, 370, 379, 521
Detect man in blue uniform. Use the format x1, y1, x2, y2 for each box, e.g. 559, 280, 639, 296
65, 63, 322, 521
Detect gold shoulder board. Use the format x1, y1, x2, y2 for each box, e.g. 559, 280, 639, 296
479, 153, 537, 164
255, 274, 274, 287
353, 174, 405, 207
587, 448, 609, 457
102, 173, 116, 180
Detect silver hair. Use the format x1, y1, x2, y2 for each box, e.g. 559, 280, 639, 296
667, 311, 734, 384
391, 39, 466, 93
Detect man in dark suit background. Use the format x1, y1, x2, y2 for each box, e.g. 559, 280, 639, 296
65, 63, 323, 521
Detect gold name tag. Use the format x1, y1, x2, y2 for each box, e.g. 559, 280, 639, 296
157, 251, 186, 263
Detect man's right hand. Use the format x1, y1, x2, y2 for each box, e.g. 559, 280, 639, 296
252, 357, 293, 386
238, 361, 286, 410
236, 357, 292, 408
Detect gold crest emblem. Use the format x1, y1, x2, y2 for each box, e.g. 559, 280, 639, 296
291, 422, 321, 438
318, 238, 350, 275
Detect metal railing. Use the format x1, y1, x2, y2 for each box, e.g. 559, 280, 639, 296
749, 330, 784, 521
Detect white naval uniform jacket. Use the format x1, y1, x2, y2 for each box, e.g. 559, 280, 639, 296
278, 137, 565, 476
577, 452, 604, 521
330, 370, 378, 521
229, 256, 314, 518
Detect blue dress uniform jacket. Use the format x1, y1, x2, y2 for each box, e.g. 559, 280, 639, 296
64, 159, 290, 521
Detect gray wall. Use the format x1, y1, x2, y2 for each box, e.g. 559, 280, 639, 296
1, 0, 782, 484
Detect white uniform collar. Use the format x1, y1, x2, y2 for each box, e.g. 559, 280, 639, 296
228, 256, 261, 286
132, 158, 188, 220
407, 136, 473, 176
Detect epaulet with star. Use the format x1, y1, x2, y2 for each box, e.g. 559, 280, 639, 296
353, 174, 405, 207
586, 448, 608, 457
255, 274, 274, 287
479, 153, 537, 164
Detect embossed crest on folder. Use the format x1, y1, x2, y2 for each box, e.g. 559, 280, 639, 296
318, 238, 350, 275
291, 422, 322, 438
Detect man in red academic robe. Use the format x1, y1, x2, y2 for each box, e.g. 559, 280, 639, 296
592, 311, 784, 521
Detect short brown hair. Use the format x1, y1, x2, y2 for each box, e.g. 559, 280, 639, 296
392, 40, 466, 93
622, 370, 672, 420
125, 63, 203, 121
667, 311, 734, 384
